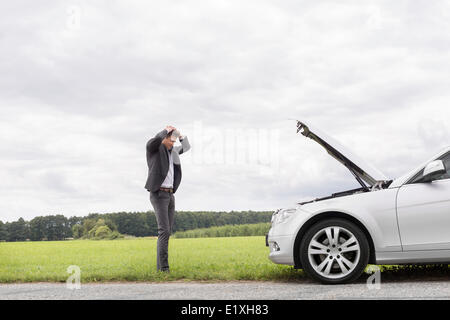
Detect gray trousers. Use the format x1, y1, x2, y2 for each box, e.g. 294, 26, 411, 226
150, 190, 175, 271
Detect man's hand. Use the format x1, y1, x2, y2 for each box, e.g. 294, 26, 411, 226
165, 125, 177, 134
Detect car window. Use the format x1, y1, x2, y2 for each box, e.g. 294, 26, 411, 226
409, 152, 450, 184
438, 152, 450, 181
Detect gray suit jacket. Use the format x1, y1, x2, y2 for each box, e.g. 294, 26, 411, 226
145, 130, 191, 193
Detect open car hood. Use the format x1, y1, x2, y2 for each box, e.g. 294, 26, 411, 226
296, 120, 389, 189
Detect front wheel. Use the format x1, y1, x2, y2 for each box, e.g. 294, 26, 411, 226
299, 218, 370, 284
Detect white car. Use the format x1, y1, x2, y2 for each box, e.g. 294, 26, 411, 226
267, 120, 450, 284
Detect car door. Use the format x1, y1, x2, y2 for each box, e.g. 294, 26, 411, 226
396, 152, 450, 251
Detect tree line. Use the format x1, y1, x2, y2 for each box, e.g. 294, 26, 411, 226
0, 210, 273, 242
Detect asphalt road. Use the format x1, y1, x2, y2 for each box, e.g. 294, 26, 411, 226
1, 279, 449, 300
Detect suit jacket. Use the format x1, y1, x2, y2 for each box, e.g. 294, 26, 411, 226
145, 130, 191, 193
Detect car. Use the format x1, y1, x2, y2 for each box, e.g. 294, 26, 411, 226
266, 120, 450, 284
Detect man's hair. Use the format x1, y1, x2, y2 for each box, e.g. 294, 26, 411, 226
166, 129, 180, 140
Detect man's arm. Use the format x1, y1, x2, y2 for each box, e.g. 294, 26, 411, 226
147, 130, 168, 153
174, 136, 190, 155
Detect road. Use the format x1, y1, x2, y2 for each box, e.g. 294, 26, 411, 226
1, 278, 449, 300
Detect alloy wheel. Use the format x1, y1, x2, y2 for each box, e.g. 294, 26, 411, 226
307, 226, 361, 279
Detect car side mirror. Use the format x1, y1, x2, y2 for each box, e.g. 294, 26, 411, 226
422, 160, 446, 183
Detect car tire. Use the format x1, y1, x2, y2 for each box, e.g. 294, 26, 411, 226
299, 218, 370, 284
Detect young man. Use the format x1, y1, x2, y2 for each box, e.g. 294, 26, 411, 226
145, 125, 191, 272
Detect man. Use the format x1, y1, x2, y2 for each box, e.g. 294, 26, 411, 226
145, 125, 191, 272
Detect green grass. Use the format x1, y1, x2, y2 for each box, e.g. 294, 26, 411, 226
2, 237, 449, 283
0, 236, 305, 283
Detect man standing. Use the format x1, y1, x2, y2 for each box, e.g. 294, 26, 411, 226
145, 125, 191, 272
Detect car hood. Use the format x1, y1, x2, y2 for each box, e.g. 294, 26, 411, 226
296, 120, 389, 188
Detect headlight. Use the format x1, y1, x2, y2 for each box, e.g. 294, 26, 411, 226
272, 208, 296, 225
271, 209, 281, 224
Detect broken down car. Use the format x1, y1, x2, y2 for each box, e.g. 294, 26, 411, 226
267, 120, 450, 284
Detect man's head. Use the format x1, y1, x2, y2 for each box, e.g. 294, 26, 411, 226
162, 129, 180, 150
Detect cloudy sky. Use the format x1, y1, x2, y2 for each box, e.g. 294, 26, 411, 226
1, 0, 450, 222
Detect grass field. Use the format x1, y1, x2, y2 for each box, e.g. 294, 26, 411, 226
2, 236, 449, 283
0, 236, 305, 283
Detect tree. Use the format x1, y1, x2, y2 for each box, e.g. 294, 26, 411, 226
29, 216, 46, 241
72, 224, 83, 239
113, 212, 149, 236
46, 215, 70, 240
94, 225, 112, 239
7, 218, 29, 241
68, 216, 83, 230
82, 218, 97, 236
0, 220, 8, 241
103, 218, 118, 233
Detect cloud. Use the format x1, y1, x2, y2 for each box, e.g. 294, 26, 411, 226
1, 1, 450, 221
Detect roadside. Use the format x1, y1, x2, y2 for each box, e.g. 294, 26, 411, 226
1, 278, 449, 300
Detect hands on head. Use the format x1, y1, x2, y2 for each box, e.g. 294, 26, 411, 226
164, 125, 184, 146
165, 125, 177, 134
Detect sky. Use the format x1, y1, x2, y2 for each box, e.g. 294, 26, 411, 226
1, 0, 450, 222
